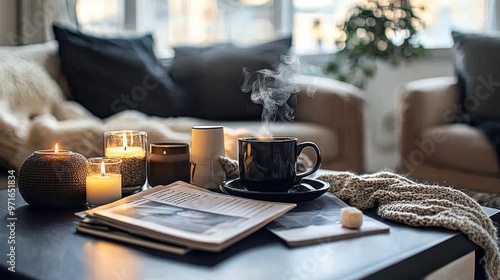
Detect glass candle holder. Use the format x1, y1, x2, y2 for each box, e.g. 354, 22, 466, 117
148, 143, 190, 187
104, 130, 147, 194
86, 157, 122, 207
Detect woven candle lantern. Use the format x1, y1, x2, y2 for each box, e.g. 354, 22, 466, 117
18, 144, 87, 208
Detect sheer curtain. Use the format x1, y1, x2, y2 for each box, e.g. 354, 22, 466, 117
487, 0, 500, 32
14, 0, 76, 45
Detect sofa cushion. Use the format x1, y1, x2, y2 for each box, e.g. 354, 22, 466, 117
53, 24, 186, 119
0, 55, 67, 168
423, 124, 499, 174
0, 56, 64, 116
0, 42, 71, 99
452, 31, 500, 122
169, 37, 292, 120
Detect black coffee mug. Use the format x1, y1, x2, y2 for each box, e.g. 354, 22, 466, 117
238, 137, 321, 192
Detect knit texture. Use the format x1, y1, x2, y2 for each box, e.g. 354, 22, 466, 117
317, 171, 500, 280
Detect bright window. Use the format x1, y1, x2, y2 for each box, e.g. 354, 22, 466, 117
412, 0, 486, 48
76, 0, 487, 57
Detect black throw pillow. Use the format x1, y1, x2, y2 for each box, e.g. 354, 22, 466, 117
53, 24, 186, 119
452, 31, 500, 122
169, 37, 292, 120
452, 31, 500, 169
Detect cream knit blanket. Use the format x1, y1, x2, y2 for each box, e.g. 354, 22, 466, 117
317, 171, 500, 280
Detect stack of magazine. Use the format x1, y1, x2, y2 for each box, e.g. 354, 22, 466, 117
76, 181, 389, 254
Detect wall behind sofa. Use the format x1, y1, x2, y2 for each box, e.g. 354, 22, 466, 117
0, 0, 74, 46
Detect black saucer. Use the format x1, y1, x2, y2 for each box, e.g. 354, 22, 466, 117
220, 178, 330, 203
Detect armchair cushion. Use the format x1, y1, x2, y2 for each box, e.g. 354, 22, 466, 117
422, 124, 498, 174
398, 77, 500, 193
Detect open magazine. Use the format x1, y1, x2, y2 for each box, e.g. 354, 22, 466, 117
267, 193, 390, 247
76, 181, 295, 253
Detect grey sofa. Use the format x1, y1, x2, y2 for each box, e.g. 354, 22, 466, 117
0, 42, 364, 173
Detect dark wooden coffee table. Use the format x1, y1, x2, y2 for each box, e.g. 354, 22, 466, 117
0, 187, 498, 280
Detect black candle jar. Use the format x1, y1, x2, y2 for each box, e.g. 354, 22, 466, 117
147, 143, 190, 187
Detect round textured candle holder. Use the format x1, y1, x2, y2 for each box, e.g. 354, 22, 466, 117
18, 150, 87, 208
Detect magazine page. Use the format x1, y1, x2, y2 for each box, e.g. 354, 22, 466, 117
76, 218, 191, 255
91, 181, 295, 248
267, 193, 390, 247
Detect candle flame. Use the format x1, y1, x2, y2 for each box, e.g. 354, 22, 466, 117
100, 160, 106, 176
122, 132, 127, 151
54, 143, 59, 153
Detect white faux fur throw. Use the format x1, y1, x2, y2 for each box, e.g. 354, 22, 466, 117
0, 51, 249, 169
317, 171, 500, 280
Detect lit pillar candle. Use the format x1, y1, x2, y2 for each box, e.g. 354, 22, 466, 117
86, 158, 122, 207
104, 131, 147, 194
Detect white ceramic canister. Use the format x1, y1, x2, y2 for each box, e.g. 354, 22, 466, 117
190, 126, 226, 190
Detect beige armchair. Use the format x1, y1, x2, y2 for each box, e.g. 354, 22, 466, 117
397, 77, 500, 193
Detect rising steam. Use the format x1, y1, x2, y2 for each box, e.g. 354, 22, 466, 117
242, 56, 315, 136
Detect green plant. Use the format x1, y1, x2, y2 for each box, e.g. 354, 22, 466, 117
326, 0, 425, 89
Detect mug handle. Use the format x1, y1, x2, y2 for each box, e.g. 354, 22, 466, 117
295, 142, 322, 184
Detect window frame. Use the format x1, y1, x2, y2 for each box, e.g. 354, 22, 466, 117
86, 0, 495, 58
